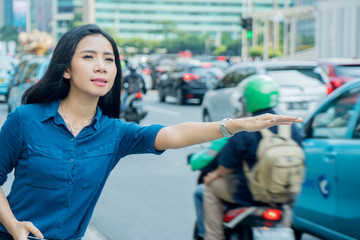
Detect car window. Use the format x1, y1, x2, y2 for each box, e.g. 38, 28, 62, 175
334, 65, 360, 78
266, 70, 324, 86
310, 86, 360, 139
266, 67, 323, 83
221, 68, 256, 88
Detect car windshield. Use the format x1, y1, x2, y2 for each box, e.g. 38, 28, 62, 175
334, 65, 360, 78
266, 70, 324, 86
0, 58, 14, 71
191, 67, 223, 77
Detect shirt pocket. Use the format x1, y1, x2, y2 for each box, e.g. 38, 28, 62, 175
26, 144, 65, 189
81, 142, 115, 188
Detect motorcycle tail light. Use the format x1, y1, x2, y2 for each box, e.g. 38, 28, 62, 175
263, 209, 282, 221
142, 68, 151, 75
136, 92, 142, 99
223, 208, 248, 223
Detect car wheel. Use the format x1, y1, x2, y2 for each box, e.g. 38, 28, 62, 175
292, 226, 303, 240
176, 88, 185, 105
203, 111, 212, 122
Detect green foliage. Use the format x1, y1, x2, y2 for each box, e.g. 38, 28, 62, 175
213, 45, 227, 56
249, 46, 282, 58
249, 46, 263, 58
68, 12, 83, 29
0, 26, 18, 42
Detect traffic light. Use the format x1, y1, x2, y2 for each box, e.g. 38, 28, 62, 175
241, 17, 253, 39
241, 17, 253, 31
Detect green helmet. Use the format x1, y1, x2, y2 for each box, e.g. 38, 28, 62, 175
243, 75, 279, 113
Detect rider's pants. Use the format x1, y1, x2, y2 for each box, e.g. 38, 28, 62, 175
204, 176, 237, 240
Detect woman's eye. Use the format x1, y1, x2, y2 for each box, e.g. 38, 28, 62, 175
105, 58, 114, 62
83, 55, 93, 59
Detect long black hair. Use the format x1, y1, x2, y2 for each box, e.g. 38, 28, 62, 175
22, 24, 122, 118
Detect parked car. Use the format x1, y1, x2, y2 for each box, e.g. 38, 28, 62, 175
201, 61, 330, 121
7, 56, 50, 112
318, 58, 360, 91
0, 56, 16, 102
157, 59, 224, 105
292, 78, 360, 240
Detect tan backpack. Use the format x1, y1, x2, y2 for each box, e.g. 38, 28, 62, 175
243, 125, 305, 204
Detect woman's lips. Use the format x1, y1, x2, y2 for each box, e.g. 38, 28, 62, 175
92, 78, 107, 86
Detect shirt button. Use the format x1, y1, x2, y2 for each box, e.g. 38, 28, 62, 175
71, 138, 75, 142
70, 158, 74, 163
68, 180, 73, 185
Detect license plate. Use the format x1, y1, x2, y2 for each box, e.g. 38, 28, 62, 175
287, 101, 308, 110
132, 100, 144, 108
252, 227, 295, 240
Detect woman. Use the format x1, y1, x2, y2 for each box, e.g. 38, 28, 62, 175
0, 24, 303, 240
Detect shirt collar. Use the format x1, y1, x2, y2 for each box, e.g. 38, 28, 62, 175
41, 100, 102, 131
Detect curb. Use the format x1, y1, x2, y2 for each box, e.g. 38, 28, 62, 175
84, 224, 109, 240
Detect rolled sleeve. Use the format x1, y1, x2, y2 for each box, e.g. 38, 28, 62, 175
0, 109, 24, 185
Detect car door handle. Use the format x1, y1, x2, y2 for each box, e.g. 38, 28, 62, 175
323, 150, 336, 163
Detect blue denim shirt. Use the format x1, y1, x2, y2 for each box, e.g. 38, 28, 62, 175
0, 100, 165, 239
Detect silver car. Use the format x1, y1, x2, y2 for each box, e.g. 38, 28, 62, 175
201, 61, 330, 121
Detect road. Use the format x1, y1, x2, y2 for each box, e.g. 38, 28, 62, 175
0, 92, 321, 240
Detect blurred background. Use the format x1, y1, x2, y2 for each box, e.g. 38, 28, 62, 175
0, 0, 360, 240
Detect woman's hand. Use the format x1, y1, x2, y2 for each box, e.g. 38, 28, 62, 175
231, 113, 303, 133
8, 221, 43, 240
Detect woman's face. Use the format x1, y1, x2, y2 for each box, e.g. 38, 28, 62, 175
63, 34, 117, 99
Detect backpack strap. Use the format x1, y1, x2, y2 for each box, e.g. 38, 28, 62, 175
259, 128, 274, 138
278, 125, 291, 139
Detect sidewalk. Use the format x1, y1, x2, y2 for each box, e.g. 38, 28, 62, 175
83, 224, 108, 240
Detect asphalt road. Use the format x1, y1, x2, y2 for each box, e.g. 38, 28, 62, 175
0, 92, 321, 240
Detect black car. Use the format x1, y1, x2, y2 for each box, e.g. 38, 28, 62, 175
157, 60, 223, 105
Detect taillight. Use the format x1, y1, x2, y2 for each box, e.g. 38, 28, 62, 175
217, 56, 227, 61
201, 62, 212, 68
136, 92, 142, 99
223, 208, 248, 223
26, 78, 31, 83
331, 79, 343, 89
326, 83, 334, 94
183, 73, 200, 81
263, 209, 282, 221
142, 68, 151, 75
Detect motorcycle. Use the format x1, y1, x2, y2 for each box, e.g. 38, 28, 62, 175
222, 203, 295, 240
121, 91, 147, 124
188, 153, 295, 240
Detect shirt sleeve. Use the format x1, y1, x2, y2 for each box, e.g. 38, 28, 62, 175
217, 133, 249, 170
0, 109, 24, 185
117, 121, 166, 158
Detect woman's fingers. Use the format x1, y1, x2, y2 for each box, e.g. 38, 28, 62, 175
24, 222, 43, 239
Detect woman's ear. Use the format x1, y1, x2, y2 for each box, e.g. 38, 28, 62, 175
63, 67, 71, 79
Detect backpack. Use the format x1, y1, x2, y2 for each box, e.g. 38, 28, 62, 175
243, 125, 305, 204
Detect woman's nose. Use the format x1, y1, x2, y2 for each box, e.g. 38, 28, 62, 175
95, 59, 106, 72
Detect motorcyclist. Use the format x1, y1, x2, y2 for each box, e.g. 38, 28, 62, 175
122, 59, 146, 112
193, 75, 303, 240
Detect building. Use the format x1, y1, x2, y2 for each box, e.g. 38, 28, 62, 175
316, 0, 360, 58
52, 0, 294, 41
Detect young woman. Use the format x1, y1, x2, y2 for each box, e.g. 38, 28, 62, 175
0, 24, 303, 240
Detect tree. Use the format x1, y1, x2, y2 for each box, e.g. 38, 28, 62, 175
0, 26, 18, 42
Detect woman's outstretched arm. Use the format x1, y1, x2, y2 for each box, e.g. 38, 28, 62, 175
154, 114, 303, 150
